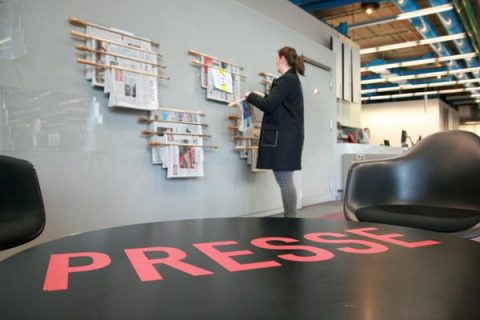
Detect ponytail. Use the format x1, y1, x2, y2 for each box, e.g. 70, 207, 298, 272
278, 46, 305, 76
294, 55, 305, 76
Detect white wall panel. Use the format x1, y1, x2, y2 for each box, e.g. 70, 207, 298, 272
331, 37, 342, 99
351, 48, 361, 104
361, 99, 443, 147
342, 43, 352, 102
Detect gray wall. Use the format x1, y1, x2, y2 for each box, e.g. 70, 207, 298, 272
237, 0, 360, 49
0, 0, 336, 259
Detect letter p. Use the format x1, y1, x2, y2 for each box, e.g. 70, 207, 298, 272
43, 252, 111, 292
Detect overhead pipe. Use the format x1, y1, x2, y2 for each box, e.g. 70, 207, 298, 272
362, 70, 457, 94
361, 53, 451, 89
362, 66, 480, 84
360, 32, 466, 54
362, 78, 480, 94
350, 3, 454, 30
361, 52, 478, 72
362, 0, 469, 91
292, 0, 369, 12
428, 0, 480, 83
452, 0, 480, 54
361, 55, 449, 84
389, 0, 468, 82
362, 86, 480, 101
447, 94, 477, 100
336, 22, 349, 36
451, 99, 480, 105
361, 79, 456, 95
362, 64, 448, 81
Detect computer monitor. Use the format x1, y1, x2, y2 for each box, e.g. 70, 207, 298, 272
383, 140, 390, 146
401, 130, 408, 144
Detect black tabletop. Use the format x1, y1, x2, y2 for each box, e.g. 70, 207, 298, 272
1, 218, 480, 320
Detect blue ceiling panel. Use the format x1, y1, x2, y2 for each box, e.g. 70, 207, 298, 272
290, 0, 366, 12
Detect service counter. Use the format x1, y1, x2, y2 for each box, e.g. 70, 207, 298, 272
335, 143, 406, 200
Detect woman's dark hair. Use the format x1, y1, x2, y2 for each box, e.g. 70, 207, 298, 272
278, 46, 305, 76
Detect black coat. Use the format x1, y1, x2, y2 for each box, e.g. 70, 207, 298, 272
247, 68, 304, 171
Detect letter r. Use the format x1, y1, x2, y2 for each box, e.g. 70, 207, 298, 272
125, 247, 213, 282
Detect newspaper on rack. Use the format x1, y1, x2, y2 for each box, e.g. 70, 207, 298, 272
203, 56, 241, 103
241, 128, 263, 172
104, 34, 158, 110
261, 73, 276, 93
229, 98, 264, 171
211, 68, 233, 93
238, 100, 254, 132
84, 25, 159, 110
249, 148, 264, 172
85, 25, 122, 86
149, 110, 205, 178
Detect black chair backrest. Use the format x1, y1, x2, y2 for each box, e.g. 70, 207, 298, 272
345, 130, 480, 218
0, 155, 46, 250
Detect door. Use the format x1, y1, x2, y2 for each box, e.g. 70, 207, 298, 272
299, 65, 336, 206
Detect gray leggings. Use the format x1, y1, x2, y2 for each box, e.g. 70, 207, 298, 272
273, 170, 297, 218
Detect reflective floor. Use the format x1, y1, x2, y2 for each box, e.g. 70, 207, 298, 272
297, 201, 344, 219
269, 201, 344, 219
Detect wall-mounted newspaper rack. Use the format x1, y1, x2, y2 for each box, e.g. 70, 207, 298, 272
69, 17, 168, 111
189, 49, 245, 104
139, 107, 215, 178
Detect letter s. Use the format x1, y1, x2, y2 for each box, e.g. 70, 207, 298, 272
251, 237, 334, 262
304, 232, 389, 254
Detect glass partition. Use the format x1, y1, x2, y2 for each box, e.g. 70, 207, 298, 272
0, 0, 27, 60
0, 86, 103, 152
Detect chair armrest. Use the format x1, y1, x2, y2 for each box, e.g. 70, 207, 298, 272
344, 159, 398, 221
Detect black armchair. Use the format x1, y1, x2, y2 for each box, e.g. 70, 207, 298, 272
0, 155, 46, 250
344, 130, 480, 238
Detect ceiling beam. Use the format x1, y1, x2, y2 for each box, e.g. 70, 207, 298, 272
360, 33, 466, 55
362, 86, 480, 101
362, 78, 480, 94
294, 0, 365, 12
451, 99, 480, 105
361, 66, 480, 84
351, 3, 453, 29
447, 94, 478, 100
361, 52, 479, 73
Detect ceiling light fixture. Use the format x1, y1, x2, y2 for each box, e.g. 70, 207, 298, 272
362, 87, 480, 101
360, 33, 466, 55
361, 66, 480, 84
361, 79, 480, 94
350, 4, 453, 30
0, 37, 11, 46
361, 1, 380, 15
397, 4, 453, 20
361, 52, 478, 73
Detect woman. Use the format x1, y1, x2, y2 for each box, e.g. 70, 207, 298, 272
246, 46, 305, 218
